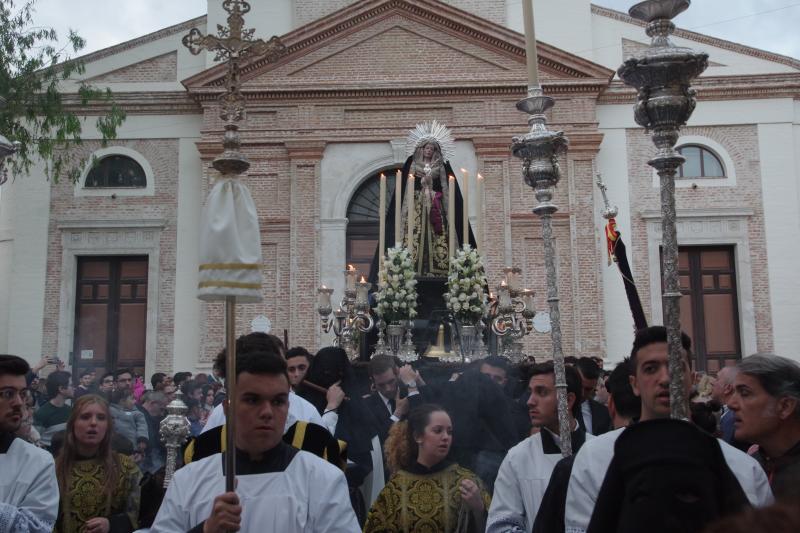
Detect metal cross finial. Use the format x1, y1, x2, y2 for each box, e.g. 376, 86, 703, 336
182, 0, 286, 124
595, 174, 618, 220
182, 0, 286, 175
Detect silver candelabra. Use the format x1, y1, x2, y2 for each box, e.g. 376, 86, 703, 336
490, 267, 536, 363
317, 267, 375, 360
617, 0, 707, 420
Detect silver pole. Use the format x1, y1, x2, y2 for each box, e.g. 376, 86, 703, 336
617, 0, 708, 419
512, 87, 571, 456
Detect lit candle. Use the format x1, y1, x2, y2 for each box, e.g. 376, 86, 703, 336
522, 0, 539, 88
497, 280, 512, 312
345, 265, 357, 292
477, 173, 484, 255
395, 169, 402, 246
461, 168, 469, 247
448, 175, 456, 258
406, 173, 415, 251
317, 285, 334, 314
356, 276, 371, 307
379, 173, 386, 272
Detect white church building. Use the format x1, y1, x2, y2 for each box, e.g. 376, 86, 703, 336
0, 0, 798, 378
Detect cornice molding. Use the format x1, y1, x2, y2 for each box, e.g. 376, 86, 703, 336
599, 73, 800, 103
286, 141, 327, 160
590, 4, 800, 71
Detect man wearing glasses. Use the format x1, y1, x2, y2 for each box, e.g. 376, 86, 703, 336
0, 354, 59, 532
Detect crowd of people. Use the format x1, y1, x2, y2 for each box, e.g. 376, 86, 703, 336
1, 325, 799, 532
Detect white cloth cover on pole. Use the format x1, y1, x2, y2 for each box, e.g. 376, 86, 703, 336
198, 177, 263, 303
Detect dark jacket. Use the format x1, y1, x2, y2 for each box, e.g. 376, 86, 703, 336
578, 399, 612, 436
136, 404, 165, 474
754, 440, 800, 503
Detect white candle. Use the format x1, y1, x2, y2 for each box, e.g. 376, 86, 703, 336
356, 276, 371, 307
394, 169, 402, 246
345, 265, 357, 292
477, 173, 484, 255
406, 174, 415, 251
317, 285, 333, 313
379, 173, 386, 273
461, 168, 469, 247
448, 175, 456, 258
497, 280, 512, 312
522, 0, 539, 88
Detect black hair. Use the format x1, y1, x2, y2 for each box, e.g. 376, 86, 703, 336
286, 347, 313, 364
150, 372, 166, 389
368, 354, 397, 378
630, 326, 693, 370
529, 362, 583, 415
564, 356, 578, 366
0, 354, 30, 378
575, 357, 602, 380
100, 372, 114, 383
181, 379, 202, 397
79, 368, 93, 379
605, 358, 641, 421
172, 371, 192, 387
235, 351, 289, 384
214, 333, 287, 379
46, 370, 72, 399
114, 368, 133, 380
481, 356, 509, 373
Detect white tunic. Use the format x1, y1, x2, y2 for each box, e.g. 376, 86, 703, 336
0, 437, 59, 533
202, 390, 324, 434
564, 427, 775, 533
151, 450, 360, 533
487, 430, 593, 533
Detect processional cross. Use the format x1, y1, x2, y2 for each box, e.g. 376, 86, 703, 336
175, 0, 287, 494
182, 0, 286, 174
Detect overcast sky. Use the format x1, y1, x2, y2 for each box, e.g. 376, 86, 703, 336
25, 0, 800, 61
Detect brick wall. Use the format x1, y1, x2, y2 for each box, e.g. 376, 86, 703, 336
88, 51, 177, 83
626, 125, 774, 353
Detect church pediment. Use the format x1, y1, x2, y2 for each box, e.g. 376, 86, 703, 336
183, 0, 612, 96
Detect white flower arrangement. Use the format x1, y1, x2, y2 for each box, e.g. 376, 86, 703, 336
375, 247, 418, 323
445, 244, 488, 322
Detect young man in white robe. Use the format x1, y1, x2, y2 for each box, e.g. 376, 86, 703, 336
564, 326, 774, 533
151, 350, 359, 533
0, 355, 59, 533
486, 363, 591, 533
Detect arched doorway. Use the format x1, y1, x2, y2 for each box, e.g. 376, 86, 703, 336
345, 168, 400, 281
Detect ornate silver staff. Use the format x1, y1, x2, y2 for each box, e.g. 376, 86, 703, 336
617, 0, 707, 419
183, 0, 286, 492
513, 0, 572, 456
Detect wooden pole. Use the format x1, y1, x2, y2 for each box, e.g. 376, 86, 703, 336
225, 297, 237, 491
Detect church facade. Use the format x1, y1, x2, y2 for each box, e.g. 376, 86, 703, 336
1, 0, 799, 377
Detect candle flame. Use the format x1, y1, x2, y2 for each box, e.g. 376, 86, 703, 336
360, 276, 366, 283
347, 264, 355, 271
500, 279, 507, 286
321, 284, 327, 289
409, 173, 415, 179
477, 173, 484, 180
460, 168, 468, 174
448, 174, 455, 180
380, 173, 385, 179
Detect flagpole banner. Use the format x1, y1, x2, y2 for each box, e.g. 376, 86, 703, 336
198, 177, 263, 303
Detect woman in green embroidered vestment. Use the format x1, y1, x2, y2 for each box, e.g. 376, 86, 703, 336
55, 395, 141, 533
364, 404, 490, 533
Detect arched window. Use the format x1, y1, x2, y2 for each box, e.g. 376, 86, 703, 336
346, 169, 399, 280
677, 145, 725, 179
85, 155, 147, 188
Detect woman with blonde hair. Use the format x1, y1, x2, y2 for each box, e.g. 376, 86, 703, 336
364, 403, 490, 533
54, 394, 140, 533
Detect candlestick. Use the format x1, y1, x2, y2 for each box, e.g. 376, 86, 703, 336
522, 0, 539, 88
461, 168, 469, 246
477, 173, 484, 254
395, 169, 402, 246
406, 174, 415, 252
497, 280, 513, 313
345, 265, 357, 292
379, 173, 386, 273
448, 175, 456, 257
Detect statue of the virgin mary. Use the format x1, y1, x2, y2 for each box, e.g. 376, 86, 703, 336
371, 121, 475, 279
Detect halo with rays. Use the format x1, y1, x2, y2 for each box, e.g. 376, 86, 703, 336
405, 120, 456, 162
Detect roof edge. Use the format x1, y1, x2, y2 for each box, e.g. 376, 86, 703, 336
590, 4, 800, 71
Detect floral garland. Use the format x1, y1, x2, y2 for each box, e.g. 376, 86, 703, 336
375, 247, 418, 324
445, 244, 488, 323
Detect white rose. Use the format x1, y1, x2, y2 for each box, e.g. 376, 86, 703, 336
459, 293, 467, 302
453, 302, 461, 311
392, 301, 399, 309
